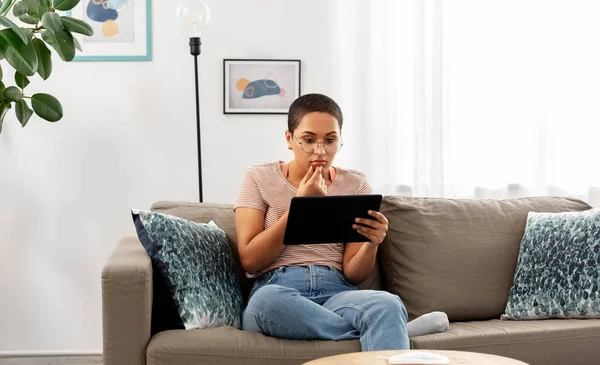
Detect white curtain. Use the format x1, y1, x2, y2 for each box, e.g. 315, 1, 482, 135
330, 0, 600, 207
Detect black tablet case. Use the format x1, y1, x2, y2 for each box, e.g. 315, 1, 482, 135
283, 194, 383, 245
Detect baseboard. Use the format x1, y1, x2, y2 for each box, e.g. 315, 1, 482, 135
0, 352, 102, 365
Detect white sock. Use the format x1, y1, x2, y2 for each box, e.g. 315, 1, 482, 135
407, 311, 449, 338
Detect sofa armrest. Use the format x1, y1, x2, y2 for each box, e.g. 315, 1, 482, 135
102, 237, 152, 365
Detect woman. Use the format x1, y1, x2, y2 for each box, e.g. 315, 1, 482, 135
234, 93, 446, 351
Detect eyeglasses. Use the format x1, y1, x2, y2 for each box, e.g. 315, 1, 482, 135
293, 134, 343, 154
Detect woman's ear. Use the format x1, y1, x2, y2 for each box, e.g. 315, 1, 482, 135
285, 130, 293, 150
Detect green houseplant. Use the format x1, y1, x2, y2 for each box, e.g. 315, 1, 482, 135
0, 0, 92, 134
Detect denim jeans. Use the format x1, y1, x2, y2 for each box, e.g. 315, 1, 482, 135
242, 265, 410, 351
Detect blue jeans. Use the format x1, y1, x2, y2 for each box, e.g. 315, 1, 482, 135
242, 265, 410, 351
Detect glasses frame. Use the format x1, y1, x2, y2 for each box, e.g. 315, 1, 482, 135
292, 134, 344, 154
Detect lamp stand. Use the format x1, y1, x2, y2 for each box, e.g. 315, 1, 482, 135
189, 37, 203, 202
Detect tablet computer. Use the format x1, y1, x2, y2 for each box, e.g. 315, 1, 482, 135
283, 194, 383, 245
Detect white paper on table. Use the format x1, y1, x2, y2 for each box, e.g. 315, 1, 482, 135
377, 351, 451, 364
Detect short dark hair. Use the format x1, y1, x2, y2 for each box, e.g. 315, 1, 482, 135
287, 93, 343, 133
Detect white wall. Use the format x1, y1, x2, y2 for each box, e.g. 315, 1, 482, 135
0, 0, 335, 352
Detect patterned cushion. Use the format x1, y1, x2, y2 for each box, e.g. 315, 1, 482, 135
132, 209, 243, 329
502, 209, 600, 320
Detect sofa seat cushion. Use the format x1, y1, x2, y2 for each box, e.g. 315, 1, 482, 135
411, 319, 600, 365
146, 326, 360, 365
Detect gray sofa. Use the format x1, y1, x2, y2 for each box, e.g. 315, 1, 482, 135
102, 196, 600, 365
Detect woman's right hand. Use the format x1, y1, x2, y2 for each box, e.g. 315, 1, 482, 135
297, 165, 327, 197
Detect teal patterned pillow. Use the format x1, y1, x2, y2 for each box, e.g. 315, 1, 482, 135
132, 209, 243, 329
502, 209, 600, 320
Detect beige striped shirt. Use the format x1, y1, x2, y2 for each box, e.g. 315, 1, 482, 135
234, 161, 372, 278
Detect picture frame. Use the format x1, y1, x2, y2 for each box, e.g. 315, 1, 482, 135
223, 59, 301, 114
67, 0, 152, 61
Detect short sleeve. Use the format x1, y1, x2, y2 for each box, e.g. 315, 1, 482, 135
357, 176, 373, 195
234, 169, 267, 212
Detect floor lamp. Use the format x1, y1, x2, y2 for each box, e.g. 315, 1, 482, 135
177, 0, 211, 202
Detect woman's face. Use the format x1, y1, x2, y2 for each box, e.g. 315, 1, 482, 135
286, 112, 342, 171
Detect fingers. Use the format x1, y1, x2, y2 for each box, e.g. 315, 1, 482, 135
308, 165, 322, 183
367, 210, 389, 225
354, 217, 381, 230
354, 227, 383, 243
316, 167, 326, 194
352, 223, 384, 238
301, 165, 314, 184
318, 168, 326, 189
354, 211, 388, 244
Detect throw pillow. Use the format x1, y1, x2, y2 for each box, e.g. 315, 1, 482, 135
502, 209, 600, 320
132, 209, 243, 329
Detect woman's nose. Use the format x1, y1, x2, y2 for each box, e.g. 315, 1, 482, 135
314, 143, 326, 154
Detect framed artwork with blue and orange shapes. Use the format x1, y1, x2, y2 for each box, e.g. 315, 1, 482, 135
224, 59, 301, 114
67, 0, 152, 61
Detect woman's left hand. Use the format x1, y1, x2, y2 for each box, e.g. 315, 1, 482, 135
352, 210, 389, 247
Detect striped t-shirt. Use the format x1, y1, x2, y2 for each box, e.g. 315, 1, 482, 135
234, 161, 372, 278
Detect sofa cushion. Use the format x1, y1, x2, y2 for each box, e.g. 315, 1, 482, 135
411, 319, 600, 365
502, 209, 600, 320
379, 196, 592, 322
132, 210, 243, 330
146, 327, 360, 365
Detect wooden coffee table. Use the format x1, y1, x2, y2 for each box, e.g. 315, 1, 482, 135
303, 350, 529, 365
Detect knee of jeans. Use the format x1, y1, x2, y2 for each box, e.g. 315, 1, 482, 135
246, 284, 295, 313
373, 292, 408, 322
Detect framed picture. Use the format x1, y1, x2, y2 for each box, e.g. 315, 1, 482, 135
223, 59, 301, 114
67, 0, 152, 61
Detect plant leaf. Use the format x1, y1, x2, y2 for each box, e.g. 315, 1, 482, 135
41, 12, 62, 33
12, 1, 27, 17
0, 64, 3, 81
0, 29, 38, 76
72, 35, 81, 51
4, 86, 22, 101
36, 0, 49, 13
51, 0, 78, 11
31, 93, 62, 121
22, 0, 38, 16
15, 99, 32, 126
0, 0, 14, 14
41, 29, 75, 61
19, 14, 39, 24
15, 71, 29, 88
0, 15, 29, 44
60, 16, 93, 36
33, 38, 51, 79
